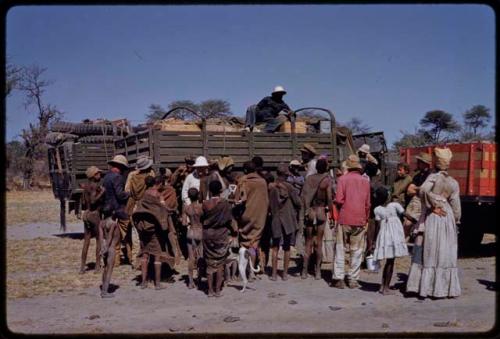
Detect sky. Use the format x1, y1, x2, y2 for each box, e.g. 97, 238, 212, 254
5, 4, 495, 146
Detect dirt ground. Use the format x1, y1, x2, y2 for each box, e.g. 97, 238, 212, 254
4, 191, 498, 335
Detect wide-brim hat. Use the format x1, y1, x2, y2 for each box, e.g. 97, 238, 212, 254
272, 85, 287, 95
192, 156, 209, 168
108, 155, 129, 168
345, 154, 362, 169
135, 155, 153, 171
358, 144, 371, 154
85, 166, 102, 179
289, 159, 301, 167
415, 152, 432, 165
217, 156, 235, 171
300, 143, 317, 155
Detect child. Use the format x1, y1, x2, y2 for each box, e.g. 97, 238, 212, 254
202, 180, 236, 297
372, 186, 410, 295
99, 207, 121, 298
132, 176, 174, 290
182, 187, 203, 289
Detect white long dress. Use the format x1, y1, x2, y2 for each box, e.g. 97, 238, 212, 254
373, 202, 409, 260
406, 171, 461, 298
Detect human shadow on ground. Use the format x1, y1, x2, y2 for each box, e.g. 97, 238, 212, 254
477, 279, 498, 291
359, 280, 380, 292
99, 283, 119, 293
393, 272, 408, 292
54, 232, 85, 240
459, 241, 496, 258
131, 262, 177, 286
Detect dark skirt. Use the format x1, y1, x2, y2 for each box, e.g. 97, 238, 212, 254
202, 227, 229, 274
137, 220, 174, 266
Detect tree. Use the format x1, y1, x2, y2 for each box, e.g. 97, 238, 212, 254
343, 117, 372, 134
5, 62, 23, 97
198, 99, 231, 119
393, 128, 433, 150
146, 99, 232, 122
463, 105, 491, 137
16, 65, 63, 188
419, 110, 460, 143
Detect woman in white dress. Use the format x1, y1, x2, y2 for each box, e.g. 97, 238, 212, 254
406, 147, 461, 298
373, 187, 411, 295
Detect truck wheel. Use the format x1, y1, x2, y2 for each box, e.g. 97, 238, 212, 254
458, 225, 484, 255
457, 203, 484, 255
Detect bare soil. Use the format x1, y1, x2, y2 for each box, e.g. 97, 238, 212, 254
4, 192, 497, 335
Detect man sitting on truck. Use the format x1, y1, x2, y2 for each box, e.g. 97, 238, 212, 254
244, 85, 292, 133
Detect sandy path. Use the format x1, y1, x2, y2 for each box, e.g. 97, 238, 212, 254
6, 223, 497, 334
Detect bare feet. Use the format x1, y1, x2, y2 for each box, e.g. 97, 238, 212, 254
140, 282, 148, 289
315, 272, 321, 280
215, 291, 223, 297
282, 274, 288, 281
208, 291, 215, 298
101, 292, 115, 298
269, 275, 277, 281
380, 288, 396, 295
155, 284, 167, 290
78, 268, 85, 275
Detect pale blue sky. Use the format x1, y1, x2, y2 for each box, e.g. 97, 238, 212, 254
5, 4, 496, 145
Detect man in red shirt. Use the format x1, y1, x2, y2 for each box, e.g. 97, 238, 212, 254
332, 155, 371, 289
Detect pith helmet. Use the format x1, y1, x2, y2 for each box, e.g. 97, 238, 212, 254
358, 144, 371, 154
107, 155, 129, 168
272, 85, 287, 95
192, 156, 209, 168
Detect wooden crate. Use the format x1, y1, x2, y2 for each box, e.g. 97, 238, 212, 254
400, 142, 496, 198
279, 121, 307, 133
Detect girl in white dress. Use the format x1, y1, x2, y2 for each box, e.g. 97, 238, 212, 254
373, 187, 412, 295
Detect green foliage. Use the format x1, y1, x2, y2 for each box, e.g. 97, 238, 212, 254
419, 110, 460, 143
146, 99, 232, 122
392, 128, 433, 150
463, 105, 491, 136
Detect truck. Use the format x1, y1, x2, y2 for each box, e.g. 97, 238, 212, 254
399, 141, 497, 251
47, 106, 390, 228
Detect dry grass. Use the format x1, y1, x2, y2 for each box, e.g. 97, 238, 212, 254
6, 234, 145, 299
6, 190, 79, 225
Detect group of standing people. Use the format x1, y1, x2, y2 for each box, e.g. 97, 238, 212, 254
79, 140, 461, 300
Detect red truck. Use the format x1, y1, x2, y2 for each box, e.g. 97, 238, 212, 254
400, 141, 496, 251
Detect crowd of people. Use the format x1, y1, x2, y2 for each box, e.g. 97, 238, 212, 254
79, 141, 461, 300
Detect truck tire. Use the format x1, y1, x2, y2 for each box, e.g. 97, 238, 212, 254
45, 132, 78, 145
51, 121, 128, 136
78, 135, 116, 144
457, 202, 484, 255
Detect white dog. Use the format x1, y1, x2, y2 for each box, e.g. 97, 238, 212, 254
226, 246, 260, 292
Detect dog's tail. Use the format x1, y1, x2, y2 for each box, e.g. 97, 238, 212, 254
244, 248, 261, 273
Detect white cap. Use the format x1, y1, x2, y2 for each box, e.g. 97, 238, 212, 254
192, 156, 209, 167
272, 85, 286, 95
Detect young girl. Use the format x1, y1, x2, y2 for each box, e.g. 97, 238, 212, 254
372, 186, 411, 295
182, 187, 203, 289
202, 180, 236, 297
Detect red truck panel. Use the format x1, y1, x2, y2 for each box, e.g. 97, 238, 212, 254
400, 142, 496, 198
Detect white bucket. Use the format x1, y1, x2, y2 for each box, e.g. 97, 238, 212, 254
366, 255, 380, 272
